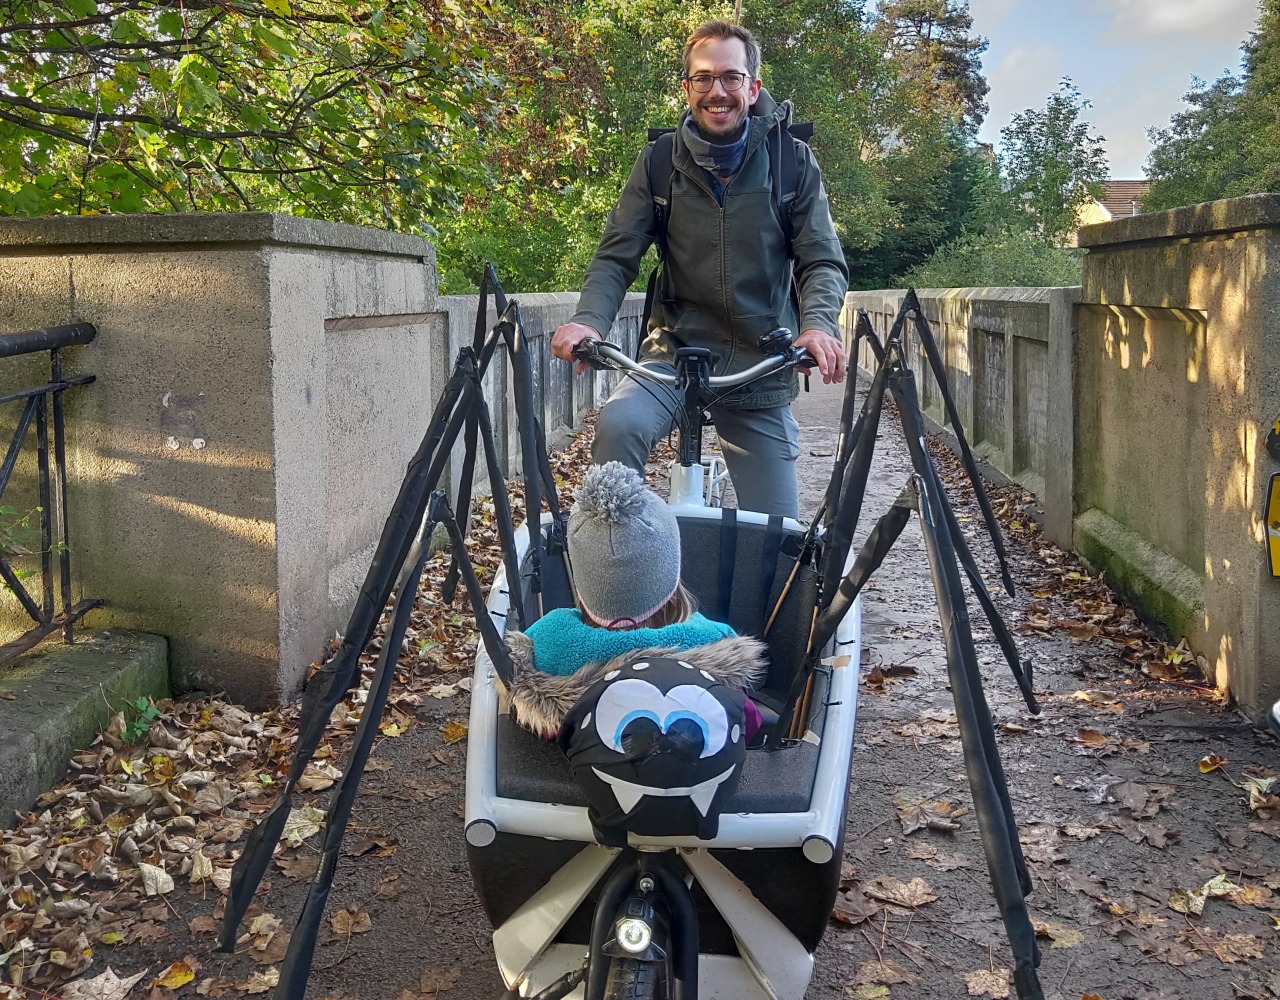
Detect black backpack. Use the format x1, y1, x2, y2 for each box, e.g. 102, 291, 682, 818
641, 120, 814, 340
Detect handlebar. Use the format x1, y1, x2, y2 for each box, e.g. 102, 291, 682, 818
573, 338, 816, 388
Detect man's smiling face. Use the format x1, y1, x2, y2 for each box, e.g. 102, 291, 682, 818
682, 36, 761, 140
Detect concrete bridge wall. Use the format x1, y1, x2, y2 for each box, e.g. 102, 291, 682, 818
5, 198, 1277, 721
840, 287, 1080, 550
847, 193, 1280, 723
0, 214, 639, 708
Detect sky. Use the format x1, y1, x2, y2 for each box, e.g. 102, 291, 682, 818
970, 0, 1263, 178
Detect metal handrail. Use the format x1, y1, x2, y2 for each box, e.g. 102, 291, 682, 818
0, 323, 102, 662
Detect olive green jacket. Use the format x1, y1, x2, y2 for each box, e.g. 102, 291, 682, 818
570, 90, 849, 408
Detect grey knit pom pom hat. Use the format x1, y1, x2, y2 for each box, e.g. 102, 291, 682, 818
568, 462, 682, 627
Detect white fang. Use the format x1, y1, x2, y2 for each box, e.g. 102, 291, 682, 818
611, 782, 645, 814
689, 782, 719, 817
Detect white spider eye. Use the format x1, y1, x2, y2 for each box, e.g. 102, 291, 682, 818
593, 679, 729, 759
665, 685, 729, 758
594, 679, 666, 754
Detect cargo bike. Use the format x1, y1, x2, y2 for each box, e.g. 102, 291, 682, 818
222, 269, 1048, 1000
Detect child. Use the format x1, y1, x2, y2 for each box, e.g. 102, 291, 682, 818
503, 462, 766, 739
526, 461, 734, 673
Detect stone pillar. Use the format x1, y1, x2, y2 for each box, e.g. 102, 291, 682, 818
1076, 194, 1280, 722
0, 214, 443, 708
1043, 286, 1081, 550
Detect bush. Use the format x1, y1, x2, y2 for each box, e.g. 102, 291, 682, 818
899, 226, 1083, 288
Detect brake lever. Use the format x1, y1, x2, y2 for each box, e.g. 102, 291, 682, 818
791, 347, 818, 391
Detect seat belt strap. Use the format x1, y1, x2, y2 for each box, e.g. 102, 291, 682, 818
717, 506, 738, 624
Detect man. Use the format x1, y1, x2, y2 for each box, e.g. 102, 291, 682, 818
551, 20, 849, 518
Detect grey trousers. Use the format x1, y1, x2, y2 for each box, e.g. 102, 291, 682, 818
591, 365, 801, 518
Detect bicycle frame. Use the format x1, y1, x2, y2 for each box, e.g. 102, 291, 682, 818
667, 348, 727, 508
578, 337, 811, 511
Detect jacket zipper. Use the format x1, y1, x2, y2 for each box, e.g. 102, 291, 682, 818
719, 202, 734, 370
673, 125, 768, 376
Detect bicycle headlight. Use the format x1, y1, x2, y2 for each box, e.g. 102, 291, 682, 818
615, 916, 653, 954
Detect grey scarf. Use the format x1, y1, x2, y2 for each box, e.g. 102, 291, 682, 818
682, 117, 750, 177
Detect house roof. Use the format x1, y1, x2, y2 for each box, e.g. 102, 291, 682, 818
1097, 180, 1151, 219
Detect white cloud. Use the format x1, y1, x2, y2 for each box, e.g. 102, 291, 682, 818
1096, 0, 1260, 45
1093, 105, 1154, 178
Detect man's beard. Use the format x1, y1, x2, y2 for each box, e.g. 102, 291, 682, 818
692, 103, 748, 140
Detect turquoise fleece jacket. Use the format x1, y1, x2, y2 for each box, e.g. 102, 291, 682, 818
524, 608, 736, 677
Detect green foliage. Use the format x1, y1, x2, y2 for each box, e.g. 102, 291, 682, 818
1144, 74, 1249, 211
0, 504, 66, 597
900, 225, 1083, 288
121, 696, 162, 743
748, 0, 897, 252
842, 1, 992, 285
0, 1, 504, 227
1244, 0, 1280, 193
0, 0, 997, 294
1144, 0, 1280, 211
0, 505, 44, 561
847, 129, 994, 288
999, 79, 1108, 244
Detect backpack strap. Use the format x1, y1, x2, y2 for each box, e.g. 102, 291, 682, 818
640, 129, 677, 356
769, 121, 811, 259
646, 129, 676, 262
770, 121, 810, 318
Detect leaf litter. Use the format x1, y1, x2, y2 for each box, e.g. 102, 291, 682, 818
825, 438, 1280, 998
7, 400, 1280, 998
0, 429, 599, 997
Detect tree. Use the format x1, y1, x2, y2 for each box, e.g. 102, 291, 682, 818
845, 127, 993, 288
874, 0, 988, 132
0, 1, 504, 225
837, 0, 991, 286
433, 0, 734, 292
1143, 74, 1250, 212
1143, 0, 1280, 211
0, 0, 1012, 295
1240, 0, 1280, 193
1000, 79, 1107, 244
747, 0, 898, 251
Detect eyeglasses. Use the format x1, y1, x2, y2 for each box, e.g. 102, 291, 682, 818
683, 71, 750, 93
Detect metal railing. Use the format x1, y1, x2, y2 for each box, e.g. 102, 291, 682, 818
0, 323, 101, 661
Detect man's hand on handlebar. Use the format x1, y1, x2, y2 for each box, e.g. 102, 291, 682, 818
552, 322, 601, 374
794, 329, 846, 385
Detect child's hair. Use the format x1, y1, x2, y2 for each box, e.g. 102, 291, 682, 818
577, 579, 698, 631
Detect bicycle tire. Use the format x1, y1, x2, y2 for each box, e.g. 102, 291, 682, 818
603, 958, 662, 1000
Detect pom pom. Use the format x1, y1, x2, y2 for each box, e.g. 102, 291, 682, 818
574, 461, 648, 525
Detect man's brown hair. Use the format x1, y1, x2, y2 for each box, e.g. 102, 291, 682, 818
683, 20, 762, 81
